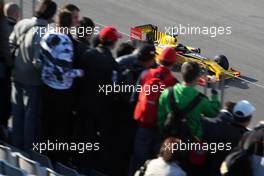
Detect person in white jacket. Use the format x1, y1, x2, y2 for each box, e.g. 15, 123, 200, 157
135, 137, 186, 176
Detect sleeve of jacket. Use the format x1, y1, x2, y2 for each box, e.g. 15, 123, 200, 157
9, 22, 17, 57
157, 88, 170, 133
201, 93, 220, 117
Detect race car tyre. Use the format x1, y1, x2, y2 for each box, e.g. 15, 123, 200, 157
214, 55, 229, 70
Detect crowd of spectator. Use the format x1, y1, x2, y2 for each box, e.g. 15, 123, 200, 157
0, 0, 263, 176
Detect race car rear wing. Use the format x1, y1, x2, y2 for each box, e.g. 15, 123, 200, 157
130, 24, 157, 40
130, 24, 177, 46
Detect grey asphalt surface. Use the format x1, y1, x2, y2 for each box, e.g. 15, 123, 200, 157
12, 0, 264, 125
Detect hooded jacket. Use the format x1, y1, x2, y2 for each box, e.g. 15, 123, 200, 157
157, 83, 220, 139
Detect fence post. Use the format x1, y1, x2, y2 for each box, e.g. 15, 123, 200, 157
20, 0, 23, 19
32, 0, 36, 16
204, 65, 208, 96
220, 73, 225, 107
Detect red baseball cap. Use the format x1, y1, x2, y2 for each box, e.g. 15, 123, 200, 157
159, 47, 177, 63
99, 26, 122, 42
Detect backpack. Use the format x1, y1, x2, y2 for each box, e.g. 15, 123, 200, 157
133, 72, 165, 128
163, 88, 209, 167
163, 87, 202, 139
120, 67, 145, 104
220, 147, 252, 176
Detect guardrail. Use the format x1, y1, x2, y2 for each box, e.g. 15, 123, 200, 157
19, 0, 23, 18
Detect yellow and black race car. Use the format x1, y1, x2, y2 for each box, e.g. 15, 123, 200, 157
130, 24, 240, 82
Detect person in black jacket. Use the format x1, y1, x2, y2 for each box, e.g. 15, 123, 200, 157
74, 26, 121, 175
0, 0, 12, 137
0, 2, 20, 131
202, 100, 255, 176
60, 4, 81, 65
116, 41, 135, 58
115, 42, 157, 175
60, 4, 80, 27
220, 122, 264, 176
116, 42, 157, 110
71, 17, 95, 119
73, 17, 95, 68
4, 2, 20, 36
116, 42, 156, 86
91, 34, 101, 48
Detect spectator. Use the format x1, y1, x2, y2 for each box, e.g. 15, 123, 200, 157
91, 34, 100, 47
78, 17, 95, 41
61, 4, 80, 27
4, 2, 20, 36
116, 41, 135, 57
40, 10, 83, 163
157, 62, 220, 176
220, 122, 264, 176
117, 42, 156, 87
130, 47, 178, 175
71, 16, 95, 122
76, 26, 121, 175
202, 100, 255, 175
157, 61, 220, 140
116, 42, 156, 175
73, 16, 95, 67
117, 42, 157, 113
60, 4, 81, 66
202, 101, 236, 144
9, 0, 57, 150
224, 100, 255, 146
0, 2, 20, 132
0, 0, 12, 137
60, 5, 84, 106
134, 137, 186, 176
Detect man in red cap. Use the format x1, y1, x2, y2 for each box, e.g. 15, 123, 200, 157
129, 47, 178, 175
76, 26, 121, 175
99, 26, 121, 46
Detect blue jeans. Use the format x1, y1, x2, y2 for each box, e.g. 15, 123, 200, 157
11, 81, 42, 150
129, 127, 161, 176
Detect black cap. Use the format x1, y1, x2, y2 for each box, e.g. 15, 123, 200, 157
138, 43, 156, 61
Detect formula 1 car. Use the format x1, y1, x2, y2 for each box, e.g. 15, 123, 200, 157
130, 24, 240, 82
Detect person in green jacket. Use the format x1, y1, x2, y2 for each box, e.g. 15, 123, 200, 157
157, 62, 220, 140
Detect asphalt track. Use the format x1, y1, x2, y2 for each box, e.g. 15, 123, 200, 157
11, 0, 264, 126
